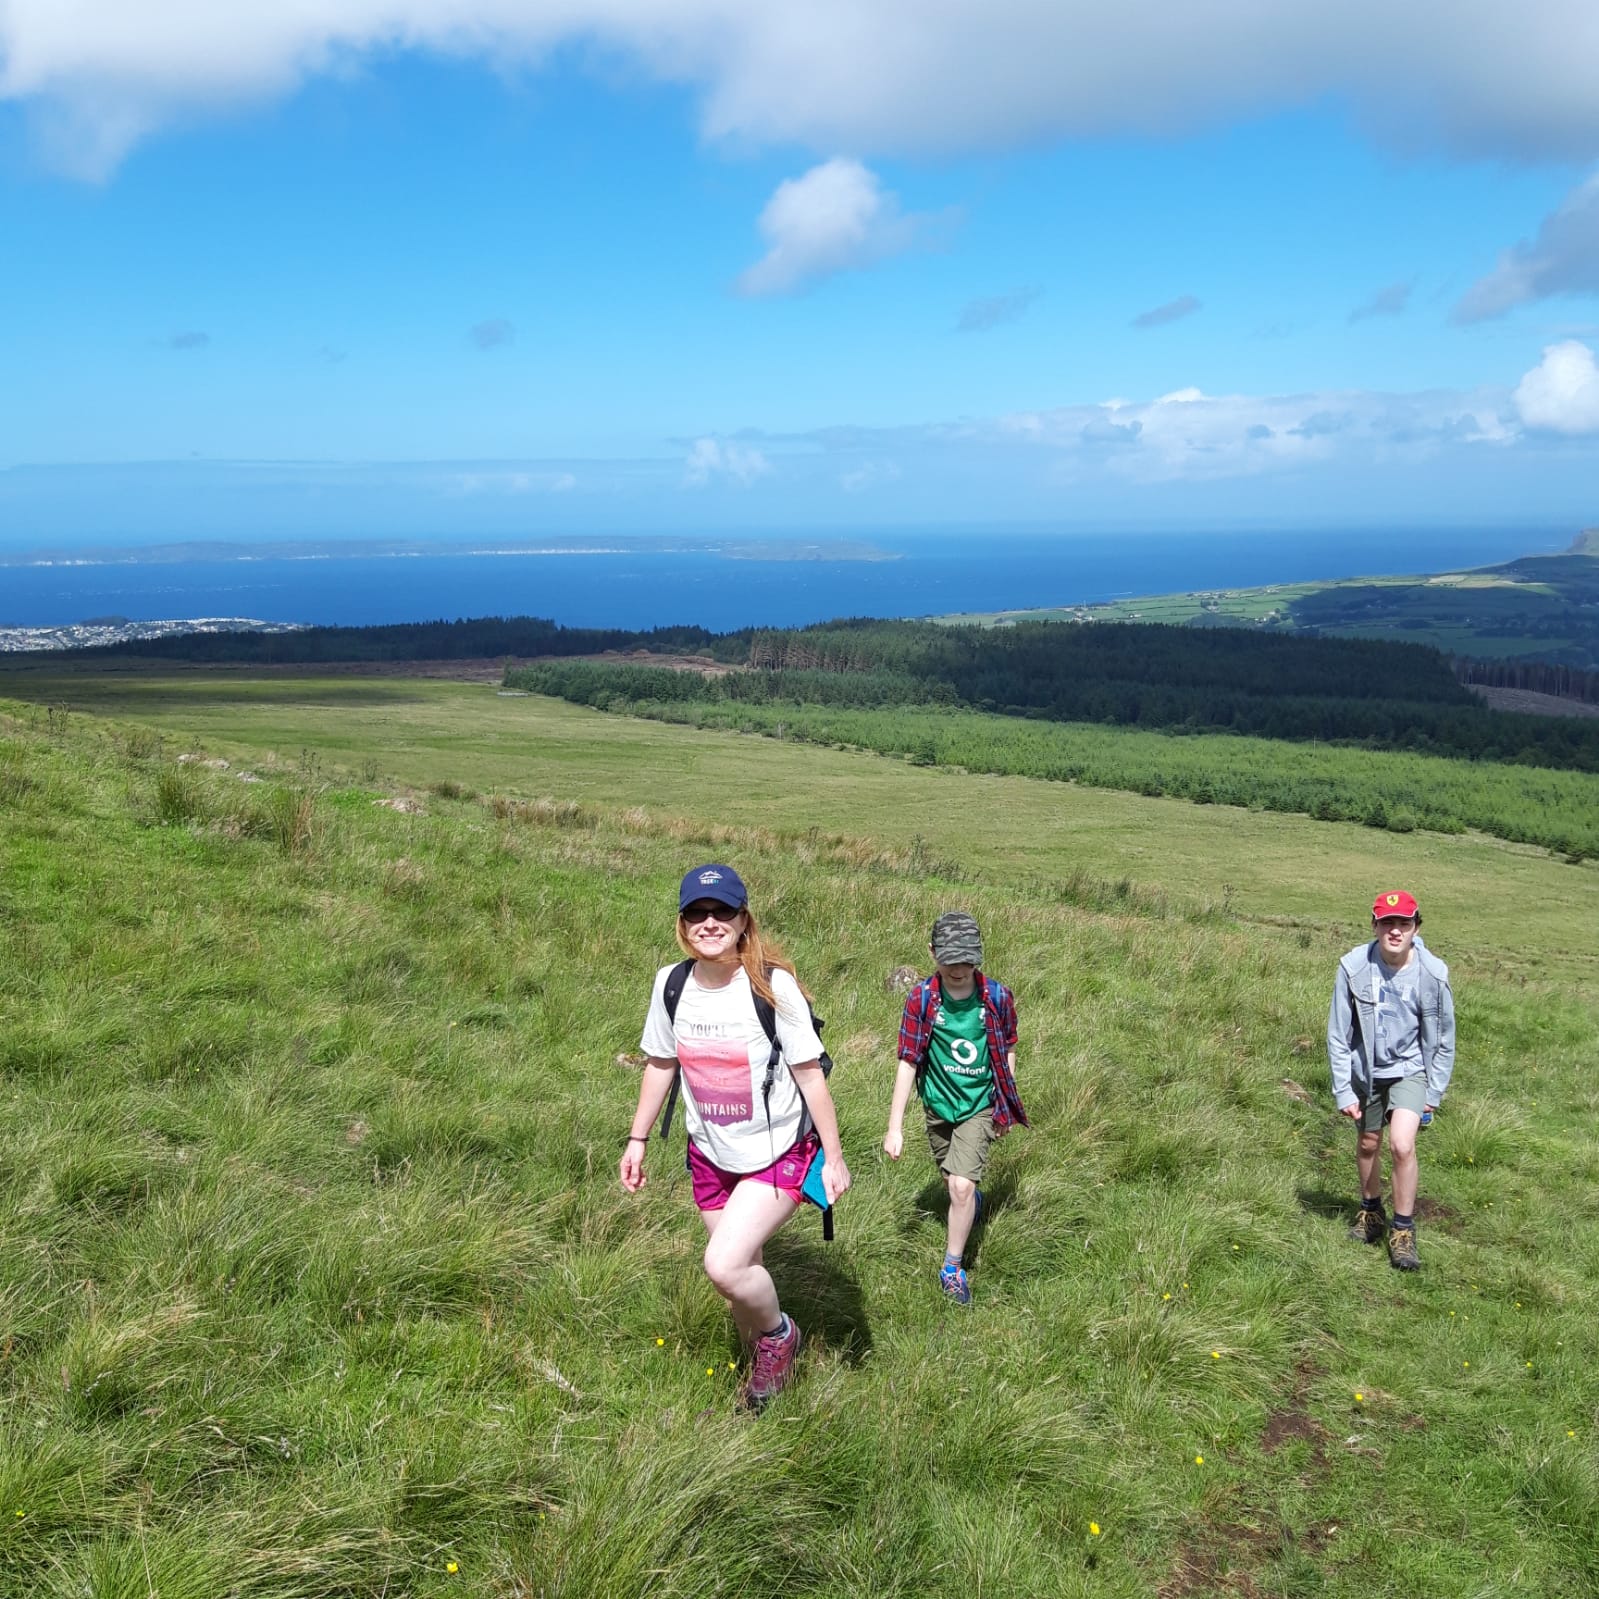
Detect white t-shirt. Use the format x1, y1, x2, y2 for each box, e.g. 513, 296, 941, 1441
641, 964, 823, 1173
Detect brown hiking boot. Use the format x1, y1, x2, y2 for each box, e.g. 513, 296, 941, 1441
1388, 1225, 1420, 1271
1348, 1205, 1386, 1245
740, 1316, 802, 1412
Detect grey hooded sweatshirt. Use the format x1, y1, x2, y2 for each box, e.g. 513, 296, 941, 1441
1327, 935, 1456, 1112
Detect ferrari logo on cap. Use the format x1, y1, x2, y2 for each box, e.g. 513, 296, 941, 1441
1386, 893, 1400, 906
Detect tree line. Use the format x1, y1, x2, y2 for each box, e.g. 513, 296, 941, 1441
39, 604, 1599, 769
1454, 657, 1599, 705
509, 617, 1599, 772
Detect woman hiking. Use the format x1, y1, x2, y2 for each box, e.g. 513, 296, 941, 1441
620, 864, 850, 1410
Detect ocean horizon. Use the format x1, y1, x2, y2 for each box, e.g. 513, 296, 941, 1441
0, 525, 1573, 635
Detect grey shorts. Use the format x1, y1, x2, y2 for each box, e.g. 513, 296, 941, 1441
1359, 1074, 1428, 1132
924, 1108, 995, 1184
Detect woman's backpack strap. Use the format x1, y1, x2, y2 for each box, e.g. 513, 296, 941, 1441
656, 959, 695, 1141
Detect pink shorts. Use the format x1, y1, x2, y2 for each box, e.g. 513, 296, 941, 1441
687, 1131, 821, 1213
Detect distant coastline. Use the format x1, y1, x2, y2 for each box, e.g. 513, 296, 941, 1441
0, 525, 1566, 639
0, 616, 307, 653
0, 536, 899, 570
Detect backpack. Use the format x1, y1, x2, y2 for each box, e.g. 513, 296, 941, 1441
658, 959, 836, 1239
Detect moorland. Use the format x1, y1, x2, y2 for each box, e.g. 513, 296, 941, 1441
1, 665, 1595, 1598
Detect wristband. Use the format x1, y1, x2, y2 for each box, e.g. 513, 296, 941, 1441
623, 1133, 649, 1149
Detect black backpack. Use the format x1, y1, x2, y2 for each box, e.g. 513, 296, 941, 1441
658, 959, 836, 1239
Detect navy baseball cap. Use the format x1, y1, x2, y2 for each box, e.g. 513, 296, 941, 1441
679, 863, 748, 912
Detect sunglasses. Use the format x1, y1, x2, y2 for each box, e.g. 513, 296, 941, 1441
682, 902, 745, 925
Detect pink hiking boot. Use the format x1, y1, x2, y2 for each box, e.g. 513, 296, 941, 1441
740, 1316, 802, 1411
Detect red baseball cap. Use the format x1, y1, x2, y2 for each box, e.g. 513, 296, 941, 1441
1372, 889, 1419, 920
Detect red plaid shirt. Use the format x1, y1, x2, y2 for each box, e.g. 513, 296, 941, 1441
897, 971, 1028, 1135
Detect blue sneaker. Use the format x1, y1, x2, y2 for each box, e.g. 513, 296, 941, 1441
939, 1263, 972, 1305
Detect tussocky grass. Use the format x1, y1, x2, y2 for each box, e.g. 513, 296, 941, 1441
0, 693, 1595, 1597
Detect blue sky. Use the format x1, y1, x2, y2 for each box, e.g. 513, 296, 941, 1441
2, 3, 1598, 546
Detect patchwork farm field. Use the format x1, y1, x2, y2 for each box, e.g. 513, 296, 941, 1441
1, 676, 1595, 1597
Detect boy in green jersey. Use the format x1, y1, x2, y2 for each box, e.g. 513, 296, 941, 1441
885, 911, 1027, 1304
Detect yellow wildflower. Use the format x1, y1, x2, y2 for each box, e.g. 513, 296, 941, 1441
1194, 1455, 1204, 1465
1089, 1522, 1101, 1536
655, 1338, 664, 1346
1354, 1392, 1364, 1402
446, 1562, 459, 1575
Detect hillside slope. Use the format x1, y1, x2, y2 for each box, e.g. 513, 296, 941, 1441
1, 693, 1595, 1598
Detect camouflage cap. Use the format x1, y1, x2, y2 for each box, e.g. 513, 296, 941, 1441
930, 910, 983, 966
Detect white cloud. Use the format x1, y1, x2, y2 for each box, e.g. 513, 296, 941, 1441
682, 436, 770, 487
1456, 172, 1599, 322
1132, 294, 1201, 329
1513, 340, 1599, 434
8, 2, 1599, 179
1350, 280, 1412, 322
447, 469, 576, 493
470, 317, 515, 350
957, 286, 1041, 332
840, 460, 901, 493
736, 158, 942, 296
985, 382, 1515, 482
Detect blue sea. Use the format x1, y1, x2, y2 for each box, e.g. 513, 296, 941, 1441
0, 526, 1572, 634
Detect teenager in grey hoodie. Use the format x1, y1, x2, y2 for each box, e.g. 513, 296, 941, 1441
1327, 889, 1455, 1270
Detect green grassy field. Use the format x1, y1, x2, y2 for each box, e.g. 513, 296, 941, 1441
947, 580, 1325, 629
2, 680, 1596, 1597
6, 672, 1595, 978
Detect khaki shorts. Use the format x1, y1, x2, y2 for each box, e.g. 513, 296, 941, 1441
1359, 1073, 1428, 1132
924, 1108, 995, 1184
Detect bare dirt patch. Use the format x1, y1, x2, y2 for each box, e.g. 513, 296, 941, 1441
578, 649, 738, 676
1414, 1195, 1462, 1234
1261, 1406, 1328, 1457
1466, 685, 1599, 719
1159, 1544, 1267, 1599
1260, 1357, 1328, 1465
148, 651, 740, 684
